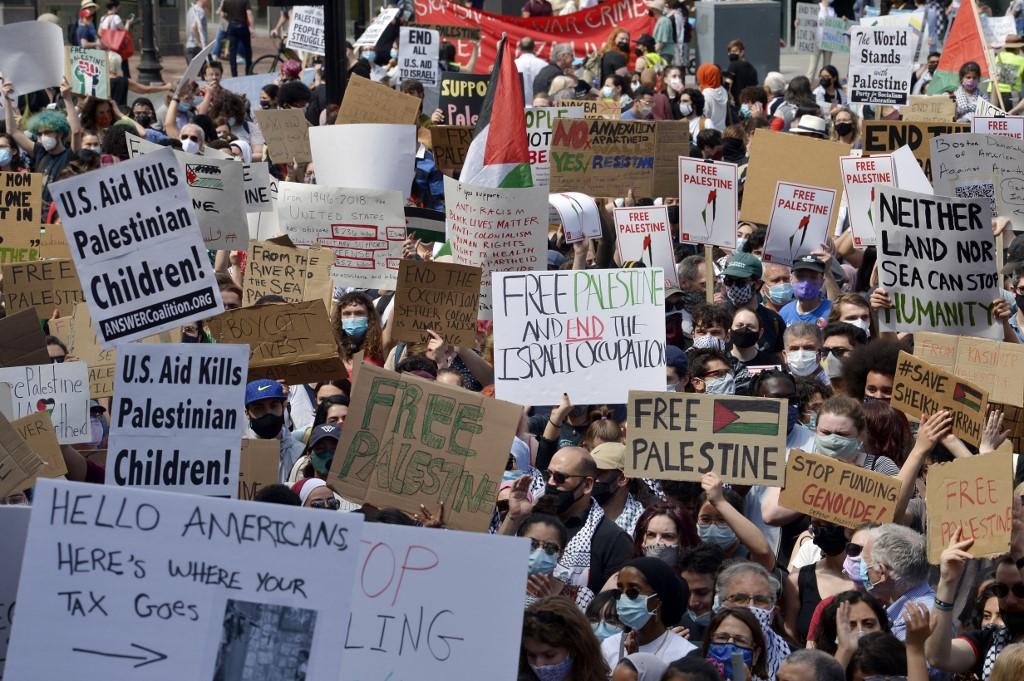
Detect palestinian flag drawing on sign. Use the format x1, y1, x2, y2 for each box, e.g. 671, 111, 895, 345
712, 399, 781, 436
953, 383, 983, 412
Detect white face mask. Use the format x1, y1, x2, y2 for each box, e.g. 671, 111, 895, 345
846, 317, 871, 337
669, 77, 683, 91
679, 103, 693, 117
601, 85, 614, 98
39, 134, 58, 151
787, 349, 819, 377
181, 138, 201, 154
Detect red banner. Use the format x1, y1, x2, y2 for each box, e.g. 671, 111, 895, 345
412, 0, 656, 73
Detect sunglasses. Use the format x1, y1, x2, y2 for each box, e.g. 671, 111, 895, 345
51, 356, 66, 363
181, 134, 201, 143
823, 347, 851, 358
529, 538, 561, 556
545, 470, 585, 486
310, 498, 340, 510
723, 276, 751, 287
993, 582, 1024, 599
617, 587, 646, 600
845, 542, 863, 557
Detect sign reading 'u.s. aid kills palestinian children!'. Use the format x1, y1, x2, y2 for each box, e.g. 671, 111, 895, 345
492, 269, 667, 406
625, 392, 788, 486
49, 148, 224, 346
874, 186, 1000, 339
105, 343, 249, 498
3, 479, 365, 681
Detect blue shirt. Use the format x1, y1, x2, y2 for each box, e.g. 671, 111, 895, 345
887, 581, 935, 641
779, 298, 833, 327
76, 22, 98, 46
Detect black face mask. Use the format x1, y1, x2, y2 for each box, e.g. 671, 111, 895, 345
834, 122, 854, 137
591, 479, 616, 505
1002, 610, 1024, 637
617, 40, 630, 51
545, 482, 582, 514
1016, 294, 1024, 314
812, 524, 848, 556
250, 412, 285, 439
728, 53, 739, 61
134, 114, 153, 128
928, 63, 938, 74
730, 328, 759, 350
181, 332, 202, 343
635, 48, 645, 57
819, 77, 832, 88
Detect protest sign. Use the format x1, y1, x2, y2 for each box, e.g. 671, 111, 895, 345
0, 309, 51, 368
972, 116, 1024, 139
105, 343, 248, 497
549, 119, 657, 197
52, 148, 223, 344
0, 505, 29, 679
742, 130, 849, 231
525, 106, 584, 188
0, 21, 65, 96
841, 154, 895, 247
983, 13, 1017, 47
393, 260, 482, 345
5, 479, 365, 680
915, 331, 1024, 407
0, 171, 42, 262
355, 6, 399, 46
405, 206, 446, 243
0, 411, 43, 497
444, 177, 548, 317
309, 124, 416, 197
862, 120, 969, 179
549, 192, 602, 243
875, 186, 1000, 339
277, 181, 406, 290
795, 3, 820, 52
220, 69, 315, 108
976, 98, 1008, 118
614, 205, 679, 288
237, 438, 280, 500
763, 182, 836, 266
38, 222, 71, 260
848, 27, 914, 105
652, 122, 692, 198
904, 95, 956, 122
821, 17, 851, 52
625, 392, 787, 486
241, 161, 272, 213
419, 24, 482, 40
174, 41, 216, 98
558, 99, 622, 120
892, 144, 934, 194
66, 46, 109, 99
205, 300, 346, 384
329, 364, 520, 532
892, 351, 988, 446
254, 108, 311, 163
286, 5, 325, 55
399, 26, 439, 87
12, 410, 67, 485
926, 452, 1012, 563
431, 125, 474, 174
0, 258, 84, 318
0, 361, 90, 444
493, 269, 667, 405
779, 449, 901, 528
678, 158, 739, 248
243, 239, 332, 308
932, 133, 1024, 231
439, 72, 491, 126
337, 74, 421, 125
340, 522, 527, 681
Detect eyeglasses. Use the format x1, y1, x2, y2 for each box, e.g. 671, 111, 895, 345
845, 542, 863, 557
51, 355, 66, 363
545, 469, 585, 485
529, 538, 561, 556
181, 134, 201, 143
993, 582, 1024, 599
710, 631, 753, 648
724, 593, 775, 608
310, 498, 340, 510
723, 276, 751, 287
617, 587, 647, 600
823, 346, 851, 358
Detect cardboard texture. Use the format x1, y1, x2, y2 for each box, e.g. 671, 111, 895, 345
37, 222, 71, 259
779, 449, 902, 529
926, 452, 1013, 563
329, 364, 521, 532
205, 299, 346, 384
337, 74, 421, 125
0, 309, 51, 368
12, 411, 67, 486
1, 258, 84, 318
652, 122, 692, 198
392, 260, 482, 346
741, 130, 850, 231
243, 239, 333, 309
915, 332, 1024, 407
862, 120, 970, 179
0, 411, 43, 497
431, 125, 474, 174
892, 351, 988, 446
904, 95, 956, 122
253, 108, 312, 164
625, 392, 787, 486
558, 99, 622, 120
238, 438, 281, 500
0, 171, 42, 261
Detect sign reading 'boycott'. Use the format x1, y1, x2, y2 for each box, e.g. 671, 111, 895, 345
779, 449, 901, 528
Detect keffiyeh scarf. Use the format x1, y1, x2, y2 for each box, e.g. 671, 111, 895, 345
554, 499, 605, 610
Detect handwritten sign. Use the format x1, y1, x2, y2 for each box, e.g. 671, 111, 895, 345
779, 449, 901, 528
678, 158, 738, 248
926, 452, 1012, 563
821, 16, 851, 53
549, 119, 657, 197
237, 438, 279, 500
614, 205, 679, 288
393, 260, 482, 345
355, 7, 399, 46
431, 126, 474, 174
329, 364, 521, 532
763, 182, 836, 266
4, 479, 365, 680
862, 121, 969, 179
286, 5, 325, 55
558, 99, 622, 120
915, 332, 1024, 407
892, 351, 988, 446
1, 258, 84, 318
904, 95, 956, 123
525, 106, 584, 188
243, 239, 332, 308
66, 46, 109, 99
931, 133, 1024, 232
848, 27, 914, 105
0, 171, 42, 263
12, 411, 67, 485
795, 3, 820, 52
38, 222, 71, 259
0, 362, 89, 444
493, 270, 667, 405
0, 505, 29, 679
972, 116, 1024, 139
254, 108, 311, 163
841, 155, 895, 247
875, 186, 999, 339
399, 26, 439, 87
337, 74, 421, 126
0, 411, 43, 497
439, 72, 490, 126
625, 392, 787, 486
241, 161, 272, 213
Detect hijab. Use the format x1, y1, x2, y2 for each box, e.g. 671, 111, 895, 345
229, 139, 253, 163
697, 63, 722, 90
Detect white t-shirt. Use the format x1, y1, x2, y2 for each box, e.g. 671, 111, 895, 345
99, 13, 124, 31
601, 630, 697, 669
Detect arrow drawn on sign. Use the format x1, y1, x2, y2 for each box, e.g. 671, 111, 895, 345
71, 642, 169, 668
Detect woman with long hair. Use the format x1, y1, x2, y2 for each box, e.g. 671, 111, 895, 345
600, 27, 632, 84
520, 596, 609, 681
335, 291, 384, 367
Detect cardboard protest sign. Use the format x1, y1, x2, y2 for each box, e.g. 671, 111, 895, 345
841, 154, 895, 247
12, 410, 67, 485
493, 269, 667, 405
0, 21, 65, 96
355, 6, 399, 46
614, 205, 679, 288
52, 148, 223, 344
329, 364, 520, 532
444, 177, 548, 317
253, 108, 311, 163
286, 5, 325, 55
821, 16, 851, 52
0, 171, 42, 262
558, 99, 622, 120
526, 106, 584, 188
243, 239, 333, 308
439, 72, 490, 125
337, 74, 421, 125
393, 260, 482, 345
340, 522, 527, 681
549, 192, 602, 243
651, 122, 692, 198
205, 300, 346, 384
904, 95, 956, 122
549, 119, 662, 197
241, 161, 272, 213
0, 411, 43, 497
892, 351, 988, 446
862, 120, 969, 179
847, 27, 914, 105
173, 41, 216, 98
972, 116, 1024, 139
399, 26, 439, 87
875, 187, 1000, 339
309, 124, 416, 197
0, 361, 90, 444
66, 46, 109, 99
678, 158, 738, 248
0, 505, 29, 679
625, 392, 787, 486
931, 133, 1024, 232
5, 479, 365, 680
976, 98, 1008, 118
38, 222, 72, 259
779, 449, 901, 528
763, 182, 836, 266
742, 130, 849, 232
431, 125, 474, 174
914, 331, 1024, 407
795, 3, 820, 52
926, 452, 1012, 563
237, 438, 280, 500
277, 181, 406, 290
0, 258, 84, 318
0, 309, 51, 368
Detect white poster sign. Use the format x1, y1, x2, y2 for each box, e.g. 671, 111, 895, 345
309, 124, 416, 198
493, 269, 667, 405
525, 106, 583, 188
0, 505, 29, 679
972, 116, 1024, 140
821, 17, 851, 53
278, 181, 406, 290
5, 479, 365, 681
795, 3, 821, 53
0, 362, 89, 444
355, 7, 400, 47
931, 133, 1024, 231
174, 42, 217, 98
0, 21, 66, 97
763, 182, 836, 267
678, 158, 738, 248
892, 144, 933, 194
286, 6, 325, 56
248, 177, 282, 240
841, 154, 895, 247
848, 27, 915, 105
614, 205, 679, 288
242, 161, 273, 213
549, 192, 602, 243
399, 26, 439, 87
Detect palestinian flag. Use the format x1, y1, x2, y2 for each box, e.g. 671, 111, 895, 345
953, 383, 984, 412
458, 34, 533, 188
712, 399, 781, 436
928, 0, 992, 94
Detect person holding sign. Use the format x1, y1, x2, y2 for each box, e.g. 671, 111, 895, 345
243, 379, 302, 483
697, 472, 776, 569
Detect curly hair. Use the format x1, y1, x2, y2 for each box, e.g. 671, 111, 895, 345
209, 92, 250, 125
334, 292, 383, 363
700, 608, 769, 680
520, 596, 609, 681
79, 97, 114, 132
840, 339, 904, 401
27, 109, 70, 137
812, 590, 890, 654
862, 400, 912, 466
849, 631, 907, 677
632, 501, 698, 557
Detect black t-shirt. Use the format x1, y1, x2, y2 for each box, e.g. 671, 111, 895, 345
755, 304, 785, 354
32, 143, 72, 206
726, 60, 759, 100
961, 627, 1008, 678
532, 63, 563, 100
221, 0, 250, 25
601, 51, 627, 84
563, 510, 634, 594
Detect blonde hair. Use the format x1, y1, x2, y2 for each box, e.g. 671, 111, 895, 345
107, 51, 123, 73
818, 395, 866, 434
991, 643, 1024, 681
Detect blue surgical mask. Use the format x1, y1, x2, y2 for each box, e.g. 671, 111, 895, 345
389, 48, 398, 59
530, 655, 573, 681
787, 403, 800, 434
735, 237, 748, 253
861, 559, 876, 591
342, 316, 369, 339
687, 608, 711, 626
0, 148, 12, 166
591, 620, 623, 641
616, 592, 655, 630
766, 282, 794, 305
362, 50, 376, 63
814, 432, 861, 460
739, 103, 752, 119
697, 523, 737, 550
227, 116, 237, 127
704, 374, 735, 395
528, 548, 559, 576
707, 642, 754, 679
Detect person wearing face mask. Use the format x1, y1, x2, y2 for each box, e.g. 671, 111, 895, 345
729, 309, 780, 370
129, 98, 168, 143
599, 28, 632, 84
761, 261, 794, 313
812, 65, 845, 113
829, 106, 860, 148
632, 34, 664, 75
632, 503, 697, 570
696, 64, 727, 130
1, 87, 76, 213
520, 596, 609, 681
779, 255, 833, 326
621, 87, 655, 120
600, 75, 633, 113
243, 379, 302, 483
88, 400, 110, 448
696, 472, 776, 569
335, 292, 384, 366
687, 349, 739, 395
814, 395, 900, 473
722, 252, 786, 356
590, 443, 645, 535
687, 304, 731, 355
290, 423, 340, 481
714, 562, 793, 678
828, 293, 873, 339
911, 51, 940, 95
0, 132, 26, 173
782, 520, 854, 644
783, 322, 829, 386
701, 607, 769, 681
859, 524, 935, 642
602, 557, 696, 667
586, 591, 625, 643
724, 40, 759, 101
660, 66, 686, 120
517, 513, 569, 604
678, 543, 726, 644
178, 123, 207, 155
953, 61, 983, 122
678, 88, 710, 139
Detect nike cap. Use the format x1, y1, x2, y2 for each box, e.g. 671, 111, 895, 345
245, 379, 286, 405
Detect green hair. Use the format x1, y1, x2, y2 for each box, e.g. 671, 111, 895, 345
27, 110, 70, 137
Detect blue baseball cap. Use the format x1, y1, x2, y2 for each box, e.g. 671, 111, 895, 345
245, 379, 286, 405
